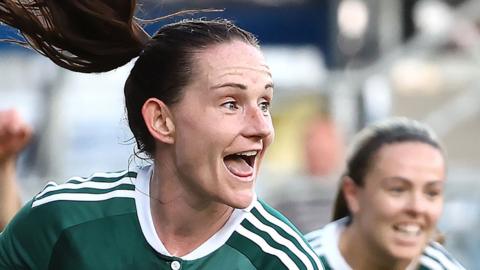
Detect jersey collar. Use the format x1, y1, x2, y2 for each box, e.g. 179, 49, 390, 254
134, 165, 256, 260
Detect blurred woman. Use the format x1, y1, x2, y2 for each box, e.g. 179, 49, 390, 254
306, 118, 465, 270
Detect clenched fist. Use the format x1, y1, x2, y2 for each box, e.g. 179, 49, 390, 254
0, 109, 32, 163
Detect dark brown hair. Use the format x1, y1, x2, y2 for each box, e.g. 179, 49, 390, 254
0, 0, 149, 72
332, 117, 444, 221
0, 0, 259, 157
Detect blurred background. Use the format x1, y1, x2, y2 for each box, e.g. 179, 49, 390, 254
1, 0, 479, 268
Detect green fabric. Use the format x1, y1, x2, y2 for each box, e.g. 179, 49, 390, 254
0, 170, 325, 270
319, 256, 332, 270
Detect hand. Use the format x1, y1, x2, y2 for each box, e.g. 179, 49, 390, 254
0, 109, 33, 163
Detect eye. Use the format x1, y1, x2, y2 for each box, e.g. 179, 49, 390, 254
425, 182, 444, 200
222, 101, 239, 111
259, 101, 271, 115
425, 188, 443, 199
388, 186, 406, 195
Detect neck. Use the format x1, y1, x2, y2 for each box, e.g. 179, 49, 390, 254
340, 223, 413, 270
149, 160, 235, 257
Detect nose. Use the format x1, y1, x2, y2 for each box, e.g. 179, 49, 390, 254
406, 192, 429, 215
243, 106, 273, 139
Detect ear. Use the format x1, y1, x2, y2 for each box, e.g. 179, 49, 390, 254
342, 176, 361, 215
141, 98, 175, 145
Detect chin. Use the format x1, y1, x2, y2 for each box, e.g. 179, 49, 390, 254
224, 190, 254, 209
388, 245, 424, 261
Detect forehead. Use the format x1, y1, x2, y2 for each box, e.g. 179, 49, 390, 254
368, 142, 445, 178
374, 142, 443, 162
194, 40, 271, 77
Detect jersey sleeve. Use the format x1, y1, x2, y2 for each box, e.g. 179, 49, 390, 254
0, 200, 56, 269
422, 241, 466, 270
249, 199, 326, 269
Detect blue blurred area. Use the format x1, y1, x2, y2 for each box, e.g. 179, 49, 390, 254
0, 24, 26, 51
0, 2, 336, 66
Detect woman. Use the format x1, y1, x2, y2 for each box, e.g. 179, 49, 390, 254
305, 118, 465, 270
0, 1, 324, 269
0, 109, 32, 230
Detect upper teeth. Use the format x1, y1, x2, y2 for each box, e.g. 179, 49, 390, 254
396, 224, 420, 234
237, 150, 257, 156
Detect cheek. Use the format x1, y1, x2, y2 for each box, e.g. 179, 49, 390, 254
265, 128, 275, 146
428, 200, 444, 223
177, 114, 220, 141
174, 119, 215, 161
263, 118, 275, 145
365, 193, 403, 220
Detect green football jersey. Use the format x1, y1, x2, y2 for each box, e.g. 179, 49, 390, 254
305, 218, 465, 270
0, 166, 325, 270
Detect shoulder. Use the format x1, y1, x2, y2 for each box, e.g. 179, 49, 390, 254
305, 219, 344, 255
29, 170, 138, 231
0, 170, 138, 269
304, 220, 350, 270
304, 226, 326, 256
32, 170, 137, 207
420, 241, 466, 270
228, 199, 325, 270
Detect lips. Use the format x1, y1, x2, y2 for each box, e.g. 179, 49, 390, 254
224, 150, 258, 178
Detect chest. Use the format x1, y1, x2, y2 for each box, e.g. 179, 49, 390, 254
45, 220, 256, 270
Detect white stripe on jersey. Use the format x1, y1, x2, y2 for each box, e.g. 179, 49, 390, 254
67, 171, 132, 182
424, 244, 465, 270
304, 230, 322, 254
420, 254, 448, 270
304, 229, 322, 241
236, 225, 299, 270
35, 177, 134, 199
32, 190, 136, 207
254, 201, 324, 269
245, 214, 314, 270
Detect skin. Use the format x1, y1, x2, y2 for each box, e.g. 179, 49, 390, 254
341, 142, 445, 270
304, 117, 343, 176
0, 109, 32, 230
141, 40, 274, 256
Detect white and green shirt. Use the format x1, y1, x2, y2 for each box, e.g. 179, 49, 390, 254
305, 218, 465, 270
0, 166, 325, 270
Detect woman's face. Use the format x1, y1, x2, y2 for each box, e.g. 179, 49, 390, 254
169, 40, 274, 209
349, 142, 445, 262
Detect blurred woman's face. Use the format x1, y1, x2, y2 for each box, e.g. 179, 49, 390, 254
349, 142, 445, 263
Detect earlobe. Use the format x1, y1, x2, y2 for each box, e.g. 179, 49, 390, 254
343, 176, 361, 215
141, 98, 175, 144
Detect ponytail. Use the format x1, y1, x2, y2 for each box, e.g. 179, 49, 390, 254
0, 0, 150, 72
331, 178, 350, 221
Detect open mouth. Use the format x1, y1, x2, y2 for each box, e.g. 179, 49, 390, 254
223, 150, 258, 178
393, 223, 421, 237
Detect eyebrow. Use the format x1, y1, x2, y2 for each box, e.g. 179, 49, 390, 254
382, 177, 411, 186
211, 82, 274, 91
383, 176, 444, 185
